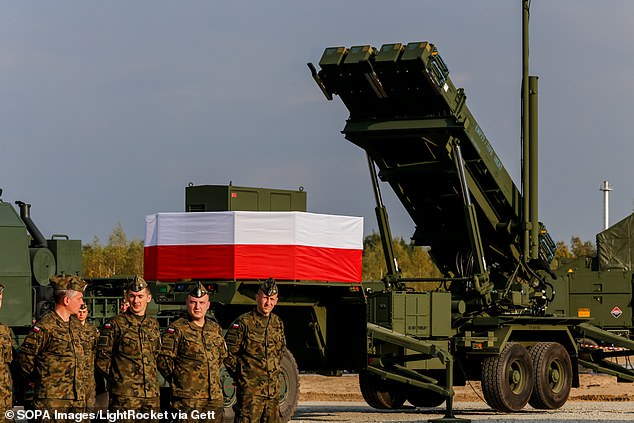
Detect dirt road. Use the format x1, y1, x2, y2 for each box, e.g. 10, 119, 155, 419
299, 373, 634, 403
295, 373, 634, 421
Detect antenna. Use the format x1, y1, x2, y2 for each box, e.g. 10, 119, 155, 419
600, 180, 612, 230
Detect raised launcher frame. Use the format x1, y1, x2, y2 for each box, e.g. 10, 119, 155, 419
311, 42, 557, 314
310, 41, 634, 421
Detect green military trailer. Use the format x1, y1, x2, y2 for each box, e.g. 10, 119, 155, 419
83, 183, 369, 422
308, 20, 634, 420
548, 212, 634, 375
0, 186, 368, 422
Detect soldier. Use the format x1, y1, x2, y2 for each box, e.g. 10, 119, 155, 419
224, 278, 286, 423
17, 275, 87, 421
158, 282, 227, 422
76, 302, 99, 410
0, 283, 14, 419
96, 275, 160, 419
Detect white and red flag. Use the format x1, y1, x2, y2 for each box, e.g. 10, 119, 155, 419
144, 211, 363, 283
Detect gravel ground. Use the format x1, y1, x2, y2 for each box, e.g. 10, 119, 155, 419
291, 401, 634, 422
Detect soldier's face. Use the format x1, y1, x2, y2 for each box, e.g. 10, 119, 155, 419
255, 291, 278, 317
66, 291, 84, 315
186, 295, 210, 321
77, 305, 88, 322
128, 288, 152, 316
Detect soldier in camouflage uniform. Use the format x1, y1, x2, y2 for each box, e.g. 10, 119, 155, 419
76, 302, 99, 410
96, 276, 160, 420
158, 282, 227, 422
225, 278, 286, 423
0, 283, 15, 420
17, 275, 87, 421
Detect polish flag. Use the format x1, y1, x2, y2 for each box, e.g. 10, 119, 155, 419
143, 211, 363, 283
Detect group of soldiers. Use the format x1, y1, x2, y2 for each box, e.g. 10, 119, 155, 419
0, 276, 286, 423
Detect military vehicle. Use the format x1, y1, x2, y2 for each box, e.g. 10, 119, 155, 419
0, 194, 82, 341
0, 185, 368, 422
549, 212, 634, 364
307, 3, 634, 420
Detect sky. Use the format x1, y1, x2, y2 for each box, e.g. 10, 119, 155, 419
2, 1, 634, 250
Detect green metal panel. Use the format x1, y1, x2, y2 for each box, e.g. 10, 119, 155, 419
0, 201, 33, 327
569, 293, 632, 328
185, 184, 306, 212
568, 269, 631, 294
47, 238, 82, 276
368, 291, 451, 338
431, 292, 451, 337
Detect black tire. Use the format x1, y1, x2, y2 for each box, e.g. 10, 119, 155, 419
407, 388, 446, 408
279, 349, 300, 422
406, 370, 446, 408
359, 370, 407, 409
528, 342, 572, 410
221, 349, 299, 422
481, 342, 534, 412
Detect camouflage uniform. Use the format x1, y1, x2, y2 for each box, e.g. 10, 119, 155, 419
78, 319, 99, 409
158, 314, 227, 421
17, 312, 87, 419
225, 279, 286, 423
96, 310, 161, 414
0, 321, 13, 417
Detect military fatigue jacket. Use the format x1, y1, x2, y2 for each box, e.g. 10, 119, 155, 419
17, 312, 86, 401
79, 322, 99, 406
0, 322, 13, 409
96, 311, 160, 398
224, 309, 285, 399
158, 315, 227, 401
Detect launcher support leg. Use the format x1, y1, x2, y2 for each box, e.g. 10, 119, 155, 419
428, 354, 470, 423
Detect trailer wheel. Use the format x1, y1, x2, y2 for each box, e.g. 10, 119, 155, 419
407, 388, 445, 408
359, 370, 407, 409
406, 370, 446, 408
279, 349, 300, 422
221, 349, 299, 422
528, 342, 572, 409
481, 342, 534, 412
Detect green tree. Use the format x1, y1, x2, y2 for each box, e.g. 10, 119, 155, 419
570, 236, 596, 258
362, 233, 441, 282
82, 224, 144, 278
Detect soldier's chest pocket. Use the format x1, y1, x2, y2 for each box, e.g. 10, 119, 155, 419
120, 333, 141, 355
145, 330, 160, 354
48, 334, 72, 357
203, 335, 225, 360
244, 330, 266, 357
181, 334, 205, 361
266, 330, 284, 353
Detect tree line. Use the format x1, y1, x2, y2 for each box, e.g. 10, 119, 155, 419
82, 224, 598, 280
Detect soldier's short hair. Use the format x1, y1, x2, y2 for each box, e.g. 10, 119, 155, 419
258, 278, 278, 297
53, 288, 80, 305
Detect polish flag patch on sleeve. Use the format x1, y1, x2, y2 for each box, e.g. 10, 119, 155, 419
104, 323, 112, 330
166, 328, 175, 334
231, 322, 240, 329
32, 326, 40, 333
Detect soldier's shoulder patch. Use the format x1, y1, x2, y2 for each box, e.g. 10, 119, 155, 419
103, 323, 112, 329
231, 322, 240, 329
166, 327, 175, 334
32, 325, 41, 333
